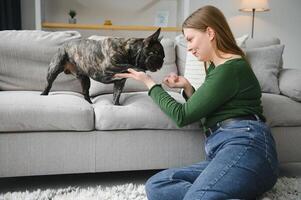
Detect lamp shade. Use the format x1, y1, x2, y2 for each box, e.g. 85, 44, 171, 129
239, 0, 270, 12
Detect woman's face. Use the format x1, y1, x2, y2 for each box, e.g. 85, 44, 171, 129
183, 28, 214, 62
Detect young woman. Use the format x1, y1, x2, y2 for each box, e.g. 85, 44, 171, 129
115, 5, 278, 200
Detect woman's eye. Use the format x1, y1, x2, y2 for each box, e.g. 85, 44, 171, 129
149, 52, 154, 55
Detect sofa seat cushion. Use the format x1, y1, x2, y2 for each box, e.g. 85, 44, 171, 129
0, 91, 94, 132
262, 93, 301, 127
279, 68, 301, 102
92, 91, 202, 130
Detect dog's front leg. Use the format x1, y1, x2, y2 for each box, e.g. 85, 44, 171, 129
78, 74, 92, 104
113, 63, 145, 73
113, 78, 126, 105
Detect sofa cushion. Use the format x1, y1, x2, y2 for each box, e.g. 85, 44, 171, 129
245, 45, 284, 94
279, 68, 301, 102
92, 91, 201, 130
88, 37, 178, 96
0, 91, 94, 132
262, 93, 301, 127
245, 37, 283, 70
0, 30, 82, 93
245, 37, 280, 49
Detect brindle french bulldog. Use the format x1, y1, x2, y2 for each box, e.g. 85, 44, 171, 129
41, 28, 165, 105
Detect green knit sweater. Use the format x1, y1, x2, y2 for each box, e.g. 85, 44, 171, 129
148, 58, 265, 129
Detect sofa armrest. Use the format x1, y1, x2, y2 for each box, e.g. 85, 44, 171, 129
279, 68, 301, 102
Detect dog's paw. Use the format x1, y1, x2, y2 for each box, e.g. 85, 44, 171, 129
84, 97, 93, 104
113, 101, 121, 106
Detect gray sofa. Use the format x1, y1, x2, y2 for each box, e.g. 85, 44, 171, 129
0, 30, 300, 178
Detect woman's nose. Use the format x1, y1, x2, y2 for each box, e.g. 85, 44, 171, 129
187, 46, 193, 52
188, 47, 196, 54
187, 43, 195, 52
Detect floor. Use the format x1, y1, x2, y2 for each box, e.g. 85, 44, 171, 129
0, 170, 160, 194
1, 165, 300, 195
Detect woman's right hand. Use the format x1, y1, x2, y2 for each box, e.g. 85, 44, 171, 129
163, 73, 190, 89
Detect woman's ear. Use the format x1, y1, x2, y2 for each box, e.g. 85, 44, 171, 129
206, 27, 215, 41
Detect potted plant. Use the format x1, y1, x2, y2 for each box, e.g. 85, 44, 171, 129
68, 10, 77, 24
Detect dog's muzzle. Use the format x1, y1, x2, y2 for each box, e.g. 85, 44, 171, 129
145, 55, 164, 72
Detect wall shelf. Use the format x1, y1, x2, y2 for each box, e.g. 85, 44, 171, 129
42, 22, 181, 32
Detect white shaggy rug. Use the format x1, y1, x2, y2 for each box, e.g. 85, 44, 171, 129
0, 177, 300, 200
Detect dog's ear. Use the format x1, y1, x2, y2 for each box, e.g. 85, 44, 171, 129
144, 28, 161, 45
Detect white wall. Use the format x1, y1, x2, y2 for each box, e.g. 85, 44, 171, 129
189, 0, 301, 68
22, 0, 301, 68
42, 0, 179, 38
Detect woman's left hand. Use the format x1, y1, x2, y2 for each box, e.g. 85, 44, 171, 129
114, 68, 156, 89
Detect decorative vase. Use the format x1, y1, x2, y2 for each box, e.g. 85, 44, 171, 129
68, 17, 77, 24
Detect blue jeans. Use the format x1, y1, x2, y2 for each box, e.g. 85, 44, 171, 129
145, 120, 278, 200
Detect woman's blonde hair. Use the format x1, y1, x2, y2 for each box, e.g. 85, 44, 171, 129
182, 5, 246, 72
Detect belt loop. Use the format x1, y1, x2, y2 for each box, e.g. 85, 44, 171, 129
205, 128, 213, 137
254, 114, 260, 121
